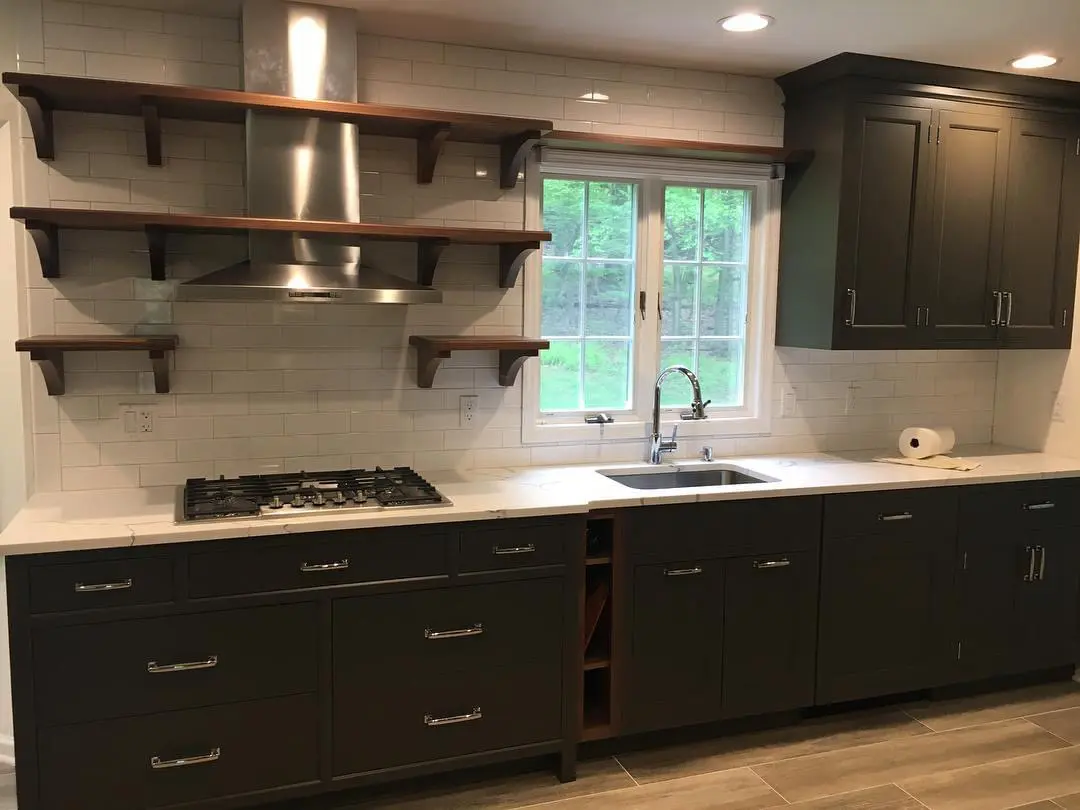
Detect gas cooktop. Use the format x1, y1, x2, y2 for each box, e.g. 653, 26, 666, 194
181, 467, 451, 522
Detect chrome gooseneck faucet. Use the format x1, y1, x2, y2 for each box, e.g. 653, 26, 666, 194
650, 365, 710, 463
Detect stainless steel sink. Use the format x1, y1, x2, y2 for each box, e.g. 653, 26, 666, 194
600, 467, 769, 490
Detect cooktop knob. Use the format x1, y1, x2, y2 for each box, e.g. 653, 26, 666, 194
312, 492, 326, 506
290, 493, 306, 508
268, 495, 283, 509
333, 492, 347, 505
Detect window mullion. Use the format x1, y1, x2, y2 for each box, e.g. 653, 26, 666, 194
578, 183, 589, 412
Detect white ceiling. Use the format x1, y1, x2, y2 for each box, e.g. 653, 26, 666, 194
323, 0, 1080, 81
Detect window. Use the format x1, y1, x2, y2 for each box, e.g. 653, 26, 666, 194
523, 151, 780, 444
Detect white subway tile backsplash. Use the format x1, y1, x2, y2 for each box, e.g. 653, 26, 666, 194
18, 15, 996, 490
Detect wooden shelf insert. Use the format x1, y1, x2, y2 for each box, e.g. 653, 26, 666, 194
10, 207, 549, 286
3, 72, 552, 188
409, 336, 549, 389
585, 555, 612, 567
15, 335, 179, 396
541, 130, 812, 171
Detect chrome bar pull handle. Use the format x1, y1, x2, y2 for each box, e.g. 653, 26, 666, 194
753, 558, 791, 569
664, 566, 703, 577
1025, 546, 1037, 582
424, 624, 484, 640
1024, 501, 1056, 511
845, 288, 857, 326
300, 559, 349, 573
150, 748, 221, 770
147, 656, 218, 674
878, 512, 913, 522
424, 708, 482, 727
1038, 546, 1047, 580
992, 291, 1003, 326
1004, 291, 1014, 326
492, 544, 535, 555
75, 579, 132, 593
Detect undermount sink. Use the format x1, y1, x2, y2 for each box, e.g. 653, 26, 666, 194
600, 466, 769, 490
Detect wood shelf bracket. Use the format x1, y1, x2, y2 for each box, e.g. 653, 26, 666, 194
142, 102, 163, 166
149, 349, 170, 394
500, 130, 541, 189
416, 237, 450, 287
17, 89, 55, 161
27, 349, 65, 396
414, 342, 452, 389
416, 123, 452, 185
499, 242, 539, 289
25, 220, 60, 279
498, 347, 540, 387
145, 225, 167, 281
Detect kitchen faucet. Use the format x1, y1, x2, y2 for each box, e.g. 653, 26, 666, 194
650, 365, 710, 464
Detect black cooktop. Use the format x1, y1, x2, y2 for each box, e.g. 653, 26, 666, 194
182, 467, 449, 521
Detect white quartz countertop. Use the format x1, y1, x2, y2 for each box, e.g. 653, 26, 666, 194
4, 445, 1080, 556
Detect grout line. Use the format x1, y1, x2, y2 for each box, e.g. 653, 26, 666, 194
899, 707, 939, 734
612, 755, 640, 788
896, 783, 934, 810
1024, 717, 1077, 748
747, 765, 792, 805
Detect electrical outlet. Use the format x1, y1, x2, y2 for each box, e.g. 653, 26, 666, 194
459, 395, 478, 427
139, 409, 154, 433
844, 383, 858, 415
1052, 393, 1066, 423
781, 389, 797, 418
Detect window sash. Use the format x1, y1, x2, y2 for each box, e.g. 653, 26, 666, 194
522, 150, 779, 444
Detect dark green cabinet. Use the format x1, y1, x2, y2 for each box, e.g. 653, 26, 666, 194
998, 115, 1080, 348
624, 559, 724, 734
722, 550, 818, 718
954, 482, 1080, 679
816, 489, 957, 704
777, 53, 1080, 351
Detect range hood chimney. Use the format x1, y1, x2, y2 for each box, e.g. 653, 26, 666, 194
181, 1, 442, 304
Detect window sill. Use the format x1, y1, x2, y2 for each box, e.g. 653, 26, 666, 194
521, 414, 770, 446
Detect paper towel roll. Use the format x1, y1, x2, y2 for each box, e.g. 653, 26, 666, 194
899, 426, 956, 459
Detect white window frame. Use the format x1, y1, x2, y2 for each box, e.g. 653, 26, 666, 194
522, 149, 781, 446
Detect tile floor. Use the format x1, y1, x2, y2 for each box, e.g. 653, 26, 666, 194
327, 680, 1080, 810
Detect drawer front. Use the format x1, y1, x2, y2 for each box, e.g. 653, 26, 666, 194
624, 496, 822, 563
334, 578, 563, 673
29, 556, 173, 614
458, 520, 575, 572
35, 603, 318, 725
961, 479, 1080, 533
39, 694, 318, 810
188, 529, 448, 598
333, 664, 560, 775
824, 488, 958, 539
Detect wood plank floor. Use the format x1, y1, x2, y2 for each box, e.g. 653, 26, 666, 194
314, 680, 1080, 810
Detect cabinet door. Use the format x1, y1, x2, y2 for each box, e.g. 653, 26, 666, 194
722, 550, 818, 719
925, 108, 1011, 345
999, 115, 1080, 348
623, 560, 724, 734
834, 103, 935, 349
1019, 532, 1080, 669
817, 530, 955, 704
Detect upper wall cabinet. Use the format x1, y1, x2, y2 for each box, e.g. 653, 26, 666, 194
775, 53, 1080, 350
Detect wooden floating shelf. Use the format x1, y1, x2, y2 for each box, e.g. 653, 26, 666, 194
583, 655, 611, 672
541, 130, 813, 171
15, 335, 179, 396
2, 72, 552, 189
9, 207, 550, 287
409, 336, 549, 389
585, 555, 612, 567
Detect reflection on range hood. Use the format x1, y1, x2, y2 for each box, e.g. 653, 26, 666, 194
182, 0, 440, 304
180, 261, 443, 304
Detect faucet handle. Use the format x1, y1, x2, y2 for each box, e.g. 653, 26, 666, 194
671, 424, 678, 442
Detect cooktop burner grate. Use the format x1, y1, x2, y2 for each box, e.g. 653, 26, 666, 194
182, 466, 449, 521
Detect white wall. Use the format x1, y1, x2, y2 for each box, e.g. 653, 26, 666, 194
7, 2, 1000, 494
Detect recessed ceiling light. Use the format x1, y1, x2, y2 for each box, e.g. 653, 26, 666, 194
580, 91, 610, 102
719, 12, 772, 32
1011, 53, 1059, 70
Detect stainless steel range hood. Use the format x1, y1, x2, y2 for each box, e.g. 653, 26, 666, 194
181, 1, 441, 304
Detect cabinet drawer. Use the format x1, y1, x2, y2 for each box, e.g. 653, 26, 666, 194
188, 529, 448, 598
38, 694, 318, 810
29, 556, 173, 614
624, 496, 822, 563
824, 488, 958, 539
333, 663, 560, 775
458, 520, 574, 572
334, 578, 562, 674
34, 603, 318, 725
961, 479, 1080, 533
